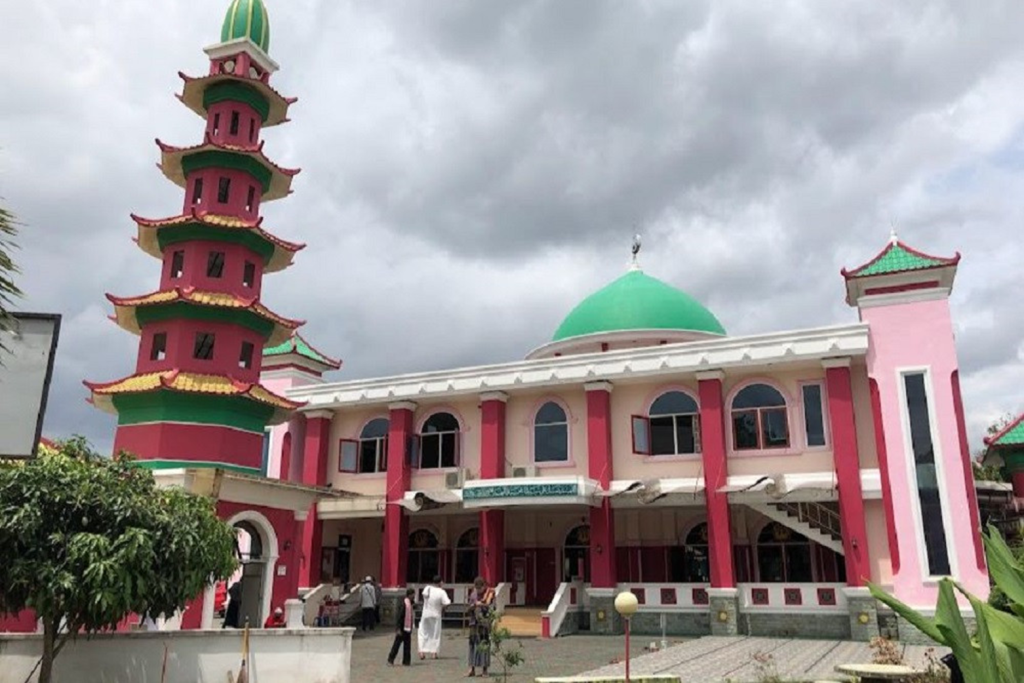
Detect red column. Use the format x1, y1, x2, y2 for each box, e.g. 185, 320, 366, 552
824, 362, 871, 586
479, 392, 507, 585
1013, 472, 1024, 499
298, 410, 331, 590
697, 372, 735, 588
586, 382, 616, 589
382, 402, 415, 588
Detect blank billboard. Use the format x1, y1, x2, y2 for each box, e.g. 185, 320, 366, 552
0, 313, 61, 459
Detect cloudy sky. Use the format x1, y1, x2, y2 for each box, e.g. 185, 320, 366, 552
2, 0, 1022, 453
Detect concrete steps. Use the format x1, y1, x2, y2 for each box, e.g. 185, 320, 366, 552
497, 607, 544, 638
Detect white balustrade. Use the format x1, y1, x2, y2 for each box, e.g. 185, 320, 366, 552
542, 582, 577, 638
737, 583, 847, 612
493, 582, 511, 614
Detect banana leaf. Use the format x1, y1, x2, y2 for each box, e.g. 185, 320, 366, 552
934, 580, 985, 682
868, 581, 945, 644
984, 526, 1024, 608
967, 587, 1007, 682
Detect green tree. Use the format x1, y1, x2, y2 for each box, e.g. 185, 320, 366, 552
0, 202, 23, 354
0, 437, 238, 683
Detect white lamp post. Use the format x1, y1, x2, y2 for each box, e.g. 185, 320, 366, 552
614, 591, 639, 683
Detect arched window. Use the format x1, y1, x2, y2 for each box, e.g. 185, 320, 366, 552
669, 522, 709, 583
455, 528, 479, 583
649, 391, 700, 455
407, 529, 440, 584
534, 401, 569, 463
756, 522, 811, 582
731, 383, 789, 450
419, 412, 460, 469
359, 418, 389, 474
563, 525, 590, 582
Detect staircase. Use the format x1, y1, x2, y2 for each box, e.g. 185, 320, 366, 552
751, 501, 845, 555
497, 607, 544, 638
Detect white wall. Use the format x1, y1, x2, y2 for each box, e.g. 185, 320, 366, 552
0, 628, 353, 683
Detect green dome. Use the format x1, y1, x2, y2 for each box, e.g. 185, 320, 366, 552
221, 0, 271, 54
552, 269, 726, 342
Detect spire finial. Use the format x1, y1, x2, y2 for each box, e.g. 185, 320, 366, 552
629, 233, 642, 271
889, 222, 899, 244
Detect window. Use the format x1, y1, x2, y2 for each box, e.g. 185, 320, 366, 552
904, 372, 951, 576
238, 341, 254, 369
419, 412, 459, 469
217, 177, 231, 203
149, 332, 167, 361
229, 111, 240, 136
644, 391, 700, 455
248, 118, 256, 143
801, 383, 827, 447
338, 439, 358, 473
407, 529, 440, 584
669, 522, 710, 583
212, 113, 220, 136
731, 383, 789, 450
242, 261, 256, 288
207, 251, 225, 278
358, 418, 389, 474
245, 185, 256, 213
193, 177, 204, 205
193, 332, 215, 360
170, 250, 185, 279
757, 522, 812, 582
534, 401, 569, 463
455, 528, 479, 583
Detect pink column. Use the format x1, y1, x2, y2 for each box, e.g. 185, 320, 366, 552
297, 410, 331, 590
697, 372, 735, 588
824, 361, 871, 585
586, 382, 616, 589
479, 392, 507, 585
382, 402, 415, 588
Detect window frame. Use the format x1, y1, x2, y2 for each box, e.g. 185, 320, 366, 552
356, 417, 390, 475
217, 177, 231, 204
206, 251, 226, 278
242, 260, 256, 288
170, 250, 185, 279
727, 381, 793, 454
149, 332, 168, 361
238, 341, 255, 370
192, 332, 215, 360
646, 389, 702, 457
532, 400, 570, 465
338, 438, 359, 474
798, 380, 830, 449
417, 411, 461, 470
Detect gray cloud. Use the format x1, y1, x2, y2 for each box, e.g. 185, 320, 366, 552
1, 0, 1022, 453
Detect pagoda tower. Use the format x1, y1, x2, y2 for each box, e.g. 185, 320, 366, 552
85, 0, 307, 474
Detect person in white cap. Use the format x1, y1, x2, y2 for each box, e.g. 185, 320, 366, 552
360, 576, 378, 632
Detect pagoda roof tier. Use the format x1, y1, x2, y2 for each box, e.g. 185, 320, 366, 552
157, 137, 299, 201
842, 239, 960, 279
132, 210, 304, 273
264, 331, 341, 370
178, 72, 296, 127
985, 414, 1024, 449
85, 369, 301, 424
107, 287, 303, 346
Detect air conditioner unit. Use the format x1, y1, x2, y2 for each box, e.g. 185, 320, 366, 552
445, 468, 467, 489
511, 466, 538, 479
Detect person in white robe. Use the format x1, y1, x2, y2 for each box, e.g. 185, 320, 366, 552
417, 575, 451, 659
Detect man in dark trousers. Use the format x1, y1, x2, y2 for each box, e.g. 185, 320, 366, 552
387, 588, 416, 667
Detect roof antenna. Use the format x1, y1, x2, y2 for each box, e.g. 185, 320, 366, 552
630, 233, 642, 271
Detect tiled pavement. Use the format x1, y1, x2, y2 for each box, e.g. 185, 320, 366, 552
580, 636, 951, 682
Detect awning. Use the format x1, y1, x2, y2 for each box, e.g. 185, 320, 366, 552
720, 473, 837, 499
461, 476, 600, 509
600, 478, 704, 504
394, 489, 463, 512
317, 496, 386, 519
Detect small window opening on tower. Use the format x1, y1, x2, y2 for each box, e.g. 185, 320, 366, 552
150, 332, 167, 361
207, 251, 226, 278
245, 186, 256, 213
249, 119, 256, 143
170, 250, 185, 279
217, 177, 231, 204
212, 113, 221, 136
239, 341, 255, 369
193, 332, 215, 360
193, 177, 204, 206
229, 111, 240, 136
243, 261, 256, 288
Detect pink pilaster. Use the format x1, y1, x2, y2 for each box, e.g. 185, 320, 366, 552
479, 393, 507, 585
585, 382, 616, 589
382, 402, 415, 588
697, 373, 735, 588
297, 411, 331, 590
824, 361, 871, 585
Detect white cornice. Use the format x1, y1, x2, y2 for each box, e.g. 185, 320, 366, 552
480, 391, 509, 403
290, 323, 870, 410
203, 38, 279, 73
584, 381, 614, 393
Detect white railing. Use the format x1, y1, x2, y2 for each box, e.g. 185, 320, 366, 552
738, 583, 847, 613
303, 584, 359, 626
493, 583, 511, 614
542, 582, 575, 638
506, 581, 528, 606
614, 583, 712, 611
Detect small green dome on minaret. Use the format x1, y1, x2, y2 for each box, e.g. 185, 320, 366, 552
221, 0, 271, 54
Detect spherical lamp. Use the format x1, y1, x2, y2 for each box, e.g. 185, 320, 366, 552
614, 591, 639, 618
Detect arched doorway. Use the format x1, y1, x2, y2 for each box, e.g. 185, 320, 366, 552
563, 525, 590, 582
455, 528, 479, 583
756, 522, 812, 582
670, 522, 710, 582
216, 511, 278, 629
407, 529, 440, 584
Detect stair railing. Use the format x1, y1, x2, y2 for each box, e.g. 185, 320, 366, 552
777, 501, 842, 539
541, 582, 573, 639
493, 582, 510, 615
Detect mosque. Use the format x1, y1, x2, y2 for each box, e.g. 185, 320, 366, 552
3, 0, 1006, 640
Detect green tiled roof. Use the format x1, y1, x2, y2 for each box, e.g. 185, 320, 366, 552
221, 0, 270, 54
263, 333, 340, 369
844, 240, 959, 279
987, 415, 1024, 448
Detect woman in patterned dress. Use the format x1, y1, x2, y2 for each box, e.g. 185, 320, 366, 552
466, 576, 495, 677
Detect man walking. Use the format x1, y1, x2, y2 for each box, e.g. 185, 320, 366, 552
387, 587, 416, 667
359, 576, 377, 631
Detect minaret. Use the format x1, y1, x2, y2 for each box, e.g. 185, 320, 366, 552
85, 0, 306, 474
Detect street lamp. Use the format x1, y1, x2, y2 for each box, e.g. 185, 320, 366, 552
614, 591, 639, 683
